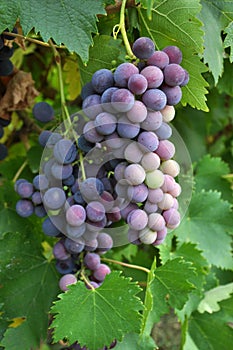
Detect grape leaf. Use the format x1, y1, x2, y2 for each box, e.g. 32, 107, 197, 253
183, 333, 200, 350
50, 272, 143, 350
115, 332, 156, 350
224, 21, 233, 62
199, 0, 233, 83
0, 231, 59, 350
198, 283, 233, 313
175, 190, 233, 269
217, 59, 233, 96
111, 244, 138, 262
78, 35, 123, 86
63, 57, 81, 100
194, 154, 232, 202
0, 0, 106, 62
27, 145, 43, 173
188, 296, 233, 350
138, 0, 209, 111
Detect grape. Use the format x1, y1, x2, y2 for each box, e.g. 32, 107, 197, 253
42, 217, 61, 236
147, 50, 169, 69
126, 100, 147, 123
34, 205, 47, 217
169, 182, 182, 197
128, 229, 141, 245
162, 45, 182, 64
124, 142, 144, 163
33, 174, 49, 191
92, 68, 114, 94
99, 191, 114, 211
160, 84, 182, 105
164, 64, 185, 86
147, 188, 164, 203
0, 143, 8, 160
160, 159, 180, 177
56, 258, 75, 275
161, 174, 176, 192
147, 213, 166, 231
79, 177, 104, 201
65, 237, 85, 254
158, 193, 174, 210
0, 118, 11, 127
101, 87, 119, 106
53, 139, 77, 164
85, 238, 98, 251
66, 223, 86, 240
32, 102, 54, 123
63, 175, 75, 186
0, 60, 13, 76
46, 132, 63, 148
94, 112, 117, 135
38, 130, 52, 147
117, 116, 140, 139
86, 201, 105, 222
16, 181, 34, 198
111, 88, 135, 112
0, 36, 4, 49
86, 281, 100, 290
14, 178, 27, 192
127, 183, 148, 203
141, 152, 160, 171
124, 164, 146, 185
84, 253, 101, 270
155, 122, 172, 140
53, 240, 70, 260
0, 125, 4, 138
97, 232, 113, 252
132, 37, 155, 59
127, 209, 148, 230
51, 162, 73, 180
155, 140, 175, 160
128, 73, 148, 95
31, 191, 42, 205
83, 121, 104, 143
105, 132, 127, 149
81, 81, 95, 100
120, 202, 138, 220
114, 62, 139, 87
163, 208, 180, 229
180, 69, 190, 87
2, 27, 18, 40
16, 199, 34, 217
115, 179, 129, 199
143, 201, 158, 214
161, 105, 175, 122
82, 94, 103, 119
43, 187, 66, 210
145, 169, 164, 189
107, 206, 121, 222
142, 89, 167, 111
156, 227, 168, 240
139, 228, 157, 244
78, 134, 94, 153
141, 110, 163, 131
59, 273, 77, 291
93, 263, 111, 282
138, 131, 159, 152
66, 205, 86, 226
73, 190, 86, 206
141, 66, 164, 88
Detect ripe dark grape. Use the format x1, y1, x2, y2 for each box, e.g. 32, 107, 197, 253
53, 139, 77, 164
42, 217, 61, 236
56, 258, 76, 275
43, 187, 66, 210
81, 81, 95, 100
51, 162, 73, 180
34, 205, 47, 217
33, 174, 49, 191
117, 116, 140, 139
16, 181, 34, 198
66, 205, 86, 226
127, 209, 148, 230
94, 112, 117, 135
86, 201, 105, 222
93, 263, 111, 282
128, 73, 148, 95
32, 102, 54, 123
84, 252, 101, 270
97, 232, 113, 252
138, 131, 159, 152
59, 273, 77, 291
0, 46, 14, 59
127, 100, 147, 123
92, 68, 114, 94
53, 240, 71, 260
111, 88, 135, 112
141, 66, 164, 88
164, 64, 185, 86
0, 60, 14, 76
132, 37, 155, 59
114, 62, 139, 87
79, 177, 104, 201
82, 94, 102, 119
127, 183, 148, 203
160, 84, 182, 105
147, 50, 169, 69
142, 89, 167, 111
16, 199, 34, 217
66, 223, 86, 239
65, 237, 85, 254
155, 122, 172, 140
141, 110, 163, 131
38, 130, 52, 147
124, 163, 146, 185
162, 45, 183, 64
180, 69, 190, 86
31, 191, 42, 205
83, 121, 104, 143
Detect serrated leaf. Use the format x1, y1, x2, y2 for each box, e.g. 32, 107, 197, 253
198, 283, 233, 313
51, 272, 143, 350
176, 190, 233, 269
78, 35, 122, 86
111, 244, 138, 262
115, 332, 156, 350
217, 59, 233, 96
138, 1, 209, 111
189, 296, 233, 350
0, 231, 59, 350
0, 0, 106, 62
194, 154, 232, 202
224, 21, 233, 62
63, 57, 81, 100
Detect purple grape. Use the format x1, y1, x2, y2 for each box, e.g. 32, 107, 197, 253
138, 131, 159, 152
169, 182, 181, 197
78, 134, 94, 153
31, 191, 42, 205
128, 73, 148, 95
99, 191, 114, 211
127, 209, 148, 230
147, 50, 169, 69
158, 193, 174, 210
0, 125, 4, 138
79, 177, 104, 201
81, 81, 95, 100
127, 183, 148, 203
51, 162, 73, 180
53, 139, 77, 164
124, 164, 146, 185
82, 94, 102, 119
97, 232, 113, 252
142, 89, 167, 111
147, 188, 164, 203
141, 110, 163, 131
156, 227, 168, 240
66, 205, 86, 226
0, 118, 11, 127
161, 174, 176, 192
127, 100, 147, 123
141, 66, 164, 88
148, 213, 166, 231
91, 68, 114, 94
160, 84, 182, 105
53, 240, 70, 260
65, 237, 85, 254
86, 201, 105, 222
162, 45, 182, 64
163, 208, 180, 228
128, 228, 141, 245
46, 132, 63, 148
73, 190, 86, 206
143, 201, 158, 214
38, 130, 52, 147
56, 258, 75, 275
155, 140, 175, 160
94, 112, 117, 135
34, 205, 47, 217
42, 217, 61, 236
84, 252, 101, 270
164, 64, 185, 86
63, 175, 75, 186
93, 263, 111, 282
66, 223, 86, 239
141, 152, 160, 171
180, 69, 190, 86
32, 102, 54, 123
43, 187, 66, 210
16, 181, 34, 198
59, 273, 77, 291
107, 206, 121, 222
114, 62, 139, 87
0, 144, 8, 160
111, 88, 135, 112
132, 37, 155, 59
33, 174, 49, 191
85, 238, 98, 251
16, 199, 34, 217
124, 141, 144, 164
155, 122, 172, 140
83, 121, 104, 143
86, 281, 100, 290
117, 116, 140, 139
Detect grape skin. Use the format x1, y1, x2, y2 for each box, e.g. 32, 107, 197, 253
126, 100, 147, 123
93, 263, 111, 282
59, 273, 77, 292
16, 199, 34, 217
91, 68, 114, 94
128, 73, 148, 95
43, 187, 66, 210
86, 201, 105, 222
66, 204, 86, 226
32, 102, 54, 123
142, 89, 167, 111
132, 37, 155, 59
127, 209, 148, 230
147, 50, 169, 69
141, 66, 164, 88
84, 253, 101, 270
114, 62, 139, 87
162, 45, 183, 64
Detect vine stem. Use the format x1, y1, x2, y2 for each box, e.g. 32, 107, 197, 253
101, 257, 150, 274
13, 160, 28, 183
114, 0, 136, 59
80, 271, 95, 290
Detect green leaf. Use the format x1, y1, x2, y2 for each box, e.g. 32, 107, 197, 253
198, 283, 233, 313
115, 332, 156, 350
224, 21, 233, 62
111, 244, 138, 262
138, 0, 209, 111
51, 272, 143, 350
27, 145, 44, 173
217, 59, 233, 96
194, 154, 232, 202
0, 231, 59, 350
0, 0, 106, 62
188, 296, 233, 350
78, 35, 122, 86
176, 190, 233, 269
63, 56, 81, 100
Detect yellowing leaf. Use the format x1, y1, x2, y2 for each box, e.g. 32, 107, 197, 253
63, 57, 81, 100
9, 317, 26, 328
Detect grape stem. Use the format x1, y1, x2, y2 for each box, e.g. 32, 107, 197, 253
13, 160, 28, 183
113, 0, 136, 59
80, 271, 95, 290
101, 257, 150, 274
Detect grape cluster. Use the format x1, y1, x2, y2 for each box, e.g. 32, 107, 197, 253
15, 37, 188, 296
